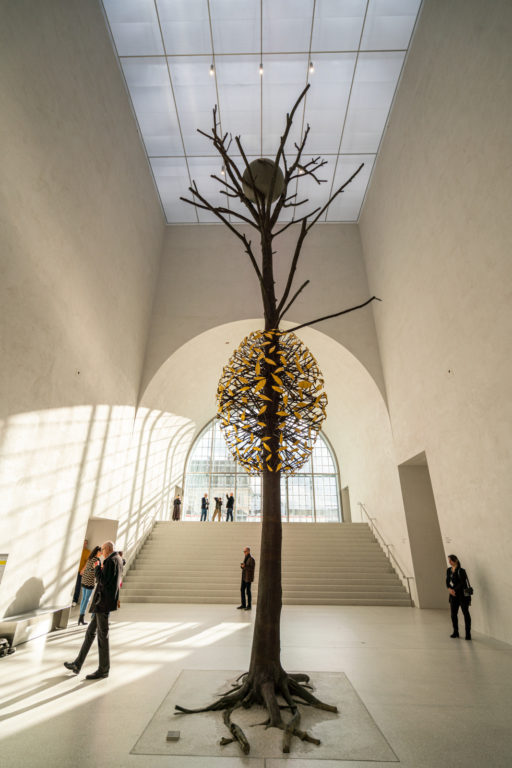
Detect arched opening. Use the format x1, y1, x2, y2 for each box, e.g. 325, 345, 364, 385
182, 417, 342, 522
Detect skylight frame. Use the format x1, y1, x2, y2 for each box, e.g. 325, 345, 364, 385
101, 0, 424, 225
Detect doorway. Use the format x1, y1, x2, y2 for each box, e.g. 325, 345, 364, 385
398, 452, 446, 608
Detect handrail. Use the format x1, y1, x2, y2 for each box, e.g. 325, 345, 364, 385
358, 502, 414, 600
123, 515, 157, 577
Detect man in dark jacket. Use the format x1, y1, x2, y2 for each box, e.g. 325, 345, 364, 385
200, 493, 209, 521
237, 547, 255, 611
64, 541, 123, 679
226, 492, 234, 521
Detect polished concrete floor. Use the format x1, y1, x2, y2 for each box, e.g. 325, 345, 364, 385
0, 603, 511, 767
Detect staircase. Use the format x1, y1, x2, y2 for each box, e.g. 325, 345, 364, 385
121, 521, 411, 606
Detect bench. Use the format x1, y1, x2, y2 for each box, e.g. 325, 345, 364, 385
0, 605, 71, 648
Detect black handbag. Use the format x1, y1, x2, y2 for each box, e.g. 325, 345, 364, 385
463, 572, 474, 598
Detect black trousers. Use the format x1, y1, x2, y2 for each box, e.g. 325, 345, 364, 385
74, 612, 110, 673
200, 509, 207, 521
72, 572, 82, 603
226, 509, 233, 521
450, 596, 471, 635
241, 579, 251, 608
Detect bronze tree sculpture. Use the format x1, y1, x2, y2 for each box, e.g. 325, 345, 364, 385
175, 84, 380, 753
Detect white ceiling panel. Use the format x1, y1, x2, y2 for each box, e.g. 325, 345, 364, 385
341, 51, 405, 153
211, 0, 260, 54
216, 56, 261, 156
157, 0, 212, 56
326, 154, 376, 220
262, 55, 309, 155
263, 0, 315, 53
121, 58, 183, 156
103, 0, 163, 56
151, 157, 197, 223
168, 57, 219, 154
361, 0, 422, 50
101, 0, 422, 223
312, 0, 366, 51
187, 157, 231, 222
302, 53, 357, 154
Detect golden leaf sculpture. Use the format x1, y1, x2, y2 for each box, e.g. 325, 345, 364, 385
217, 330, 327, 474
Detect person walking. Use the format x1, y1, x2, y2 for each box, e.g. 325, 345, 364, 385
72, 538, 90, 606
212, 496, 222, 521
64, 541, 123, 679
446, 554, 472, 640
237, 547, 255, 611
172, 496, 181, 520
226, 492, 234, 522
200, 494, 209, 521
77, 545, 101, 625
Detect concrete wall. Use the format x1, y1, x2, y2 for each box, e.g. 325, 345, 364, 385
360, 0, 512, 640
141, 320, 414, 596
398, 460, 446, 609
140, 223, 386, 398
0, 0, 167, 616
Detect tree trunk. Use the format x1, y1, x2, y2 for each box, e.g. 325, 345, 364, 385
249, 467, 283, 685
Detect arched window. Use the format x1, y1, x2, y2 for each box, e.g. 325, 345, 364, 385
183, 418, 342, 522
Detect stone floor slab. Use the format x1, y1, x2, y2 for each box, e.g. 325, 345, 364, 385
131, 669, 398, 761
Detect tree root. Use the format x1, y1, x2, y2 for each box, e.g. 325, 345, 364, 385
174, 671, 337, 754
223, 706, 250, 754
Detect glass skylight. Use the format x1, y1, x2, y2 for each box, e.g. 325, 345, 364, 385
102, 0, 423, 223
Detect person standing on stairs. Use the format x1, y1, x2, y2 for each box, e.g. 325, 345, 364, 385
77, 546, 101, 625
212, 496, 223, 521
237, 547, 255, 611
172, 495, 181, 521
446, 554, 472, 640
200, 493, 209, 521
226, 492, 234, 521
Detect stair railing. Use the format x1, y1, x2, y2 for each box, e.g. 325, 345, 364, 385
123, 514, 157, 577
358, 502, 414, 602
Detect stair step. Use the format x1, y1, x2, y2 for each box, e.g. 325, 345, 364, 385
125, 521, 411, 606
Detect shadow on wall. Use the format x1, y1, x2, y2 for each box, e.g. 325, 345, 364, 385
5, 578, 45, 617
0, 405, 195, 618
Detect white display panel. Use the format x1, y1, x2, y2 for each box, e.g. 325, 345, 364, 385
158, 0, 212, 56
311, 0, 366, 51
121, 58, 183, 156
103, 0, 164, 56
151, 158, 197, 223
361, 0, 422, 50
341, 51, 405, 154
211, 0, 260, 54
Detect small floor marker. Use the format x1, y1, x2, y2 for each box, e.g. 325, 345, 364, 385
166, 731, 180, 742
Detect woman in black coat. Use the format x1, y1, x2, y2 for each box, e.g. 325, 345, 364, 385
446, 554, 472, 640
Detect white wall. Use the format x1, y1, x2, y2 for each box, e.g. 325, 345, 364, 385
140, 223, 386, 399
360, 0, 512, 641
0, 0, 168, 616
141, 319, 414, 594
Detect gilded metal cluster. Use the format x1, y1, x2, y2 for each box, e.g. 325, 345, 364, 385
217, 330, 327, 474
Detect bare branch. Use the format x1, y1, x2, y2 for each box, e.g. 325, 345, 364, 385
278, 280, 310, 322
199, 107, 262, 224
273, 208, 320, 236
306, 163, 364, 232
181, 187, 263, 283
287, 296, 382, 333
267, 84, 311, 212
235, 135, 265, 221
277, 219, 308, 313
282, 197, 309, 209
